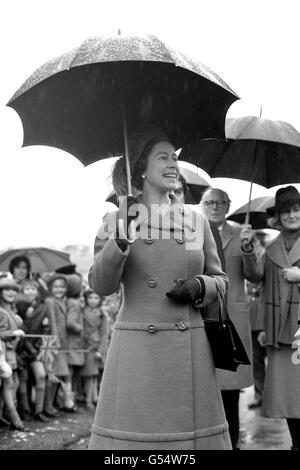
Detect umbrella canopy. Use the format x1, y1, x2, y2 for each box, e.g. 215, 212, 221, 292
180, 116, 300, 188
227, 196, 275, 229
179, 167, 210, 203
7, 34, 238, 167
0, 247, 71, 273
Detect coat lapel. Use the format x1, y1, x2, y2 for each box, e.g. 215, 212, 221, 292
287, 236, 300, 266
266, 234, 291, 268
220, 222, 234, 250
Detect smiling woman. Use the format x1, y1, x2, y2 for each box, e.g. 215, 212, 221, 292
88, 125, 231, 450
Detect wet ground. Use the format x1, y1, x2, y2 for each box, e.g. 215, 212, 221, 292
239, 386, 291, 450
0, 386, 292, 450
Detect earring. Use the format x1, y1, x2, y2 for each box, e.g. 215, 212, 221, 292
142, 175, 145, 179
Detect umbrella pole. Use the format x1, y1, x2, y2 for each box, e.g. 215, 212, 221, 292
245, 180, 254, 225
245, 139, 259, 225
122, 105, 133, 196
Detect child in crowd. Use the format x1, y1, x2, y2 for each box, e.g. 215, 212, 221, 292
0, 277, 25, 430
44, 274, 76, 413
65, 274, 85, 402
16, 279, 52, 422
80, 289, 109, 409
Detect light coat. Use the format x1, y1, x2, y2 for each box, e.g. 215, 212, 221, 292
0, 305, 23, 369
45, 297, 70, 377
88, 203, 231, 450
256, 233, 300, 418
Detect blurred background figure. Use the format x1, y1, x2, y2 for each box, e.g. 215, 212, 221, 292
80, 289, 109, 409
9, 256, 31, 287
201, 187, 263, 450
245, 231, 268, 409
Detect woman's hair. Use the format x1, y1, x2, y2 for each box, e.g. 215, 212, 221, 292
178, 173, 187, 195
111, 126, 172, 195
9, 256, 31, 277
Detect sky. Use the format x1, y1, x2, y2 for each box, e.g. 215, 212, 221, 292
1, 0, 300, 249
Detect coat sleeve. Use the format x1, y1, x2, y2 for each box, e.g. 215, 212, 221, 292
89, 212, 130, 296
44, 297, 60, 347
194, 214, 229, 307
241, 247, 265, 283
66, 299, 83, 333
0, 310, 16, 340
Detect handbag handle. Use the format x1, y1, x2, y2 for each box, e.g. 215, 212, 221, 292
215, 283, 230, 325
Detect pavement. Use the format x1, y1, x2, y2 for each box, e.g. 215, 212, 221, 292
0, 405, 94, 450
0, 386, 292, 450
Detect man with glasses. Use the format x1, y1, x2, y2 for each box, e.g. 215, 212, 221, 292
201, 188, 263, 450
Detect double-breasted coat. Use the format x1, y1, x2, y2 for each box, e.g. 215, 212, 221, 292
216, 222, 263, 390
88, 203, 232, 450
256, 233, 300, 418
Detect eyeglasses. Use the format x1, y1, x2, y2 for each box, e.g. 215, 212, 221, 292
203, 200, 228, 208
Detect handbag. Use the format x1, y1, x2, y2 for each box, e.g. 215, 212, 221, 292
203, 285, 251, 372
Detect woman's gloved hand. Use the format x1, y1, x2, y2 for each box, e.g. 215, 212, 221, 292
116, 196, 140, 249
166, 277, 205, 304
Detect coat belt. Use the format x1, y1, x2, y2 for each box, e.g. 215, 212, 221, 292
113, 320, 204, 333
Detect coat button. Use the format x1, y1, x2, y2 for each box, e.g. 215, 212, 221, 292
147, 277, 157, 288
176, 236, 185, 244
177, 321, 187, 331
145, 238, 153, 245
147, 324, 157, 333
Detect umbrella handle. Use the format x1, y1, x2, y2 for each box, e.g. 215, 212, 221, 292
122, 104, 133, 196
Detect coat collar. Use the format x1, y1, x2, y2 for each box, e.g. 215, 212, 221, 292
266, 232, 300, 268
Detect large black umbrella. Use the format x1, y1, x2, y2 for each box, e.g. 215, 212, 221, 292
180, 116, 300, 222
7, 34, 238, 194
180, 117, 300, 187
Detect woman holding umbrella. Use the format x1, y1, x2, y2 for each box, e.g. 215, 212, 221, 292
88, 126, 231, 450
256, 186, 300, 450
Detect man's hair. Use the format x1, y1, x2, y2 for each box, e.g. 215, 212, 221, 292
201, 187, 231, 204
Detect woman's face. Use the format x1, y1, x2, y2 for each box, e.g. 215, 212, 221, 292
87, 293, 101, 308
1, 288, 17, 304
51, 279, 67, 300
143, 141, 179, 192
13, 261, 29, 282
280, 204, 300, 230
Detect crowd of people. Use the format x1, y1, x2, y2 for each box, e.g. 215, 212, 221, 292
0, 255, 121, 432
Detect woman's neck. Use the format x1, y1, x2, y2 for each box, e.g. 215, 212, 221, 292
283, 227, 300, 237
142, 186, 171, 206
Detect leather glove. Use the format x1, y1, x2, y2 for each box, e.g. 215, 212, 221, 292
166, 277, 205, 304
116, 196, 140, 244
